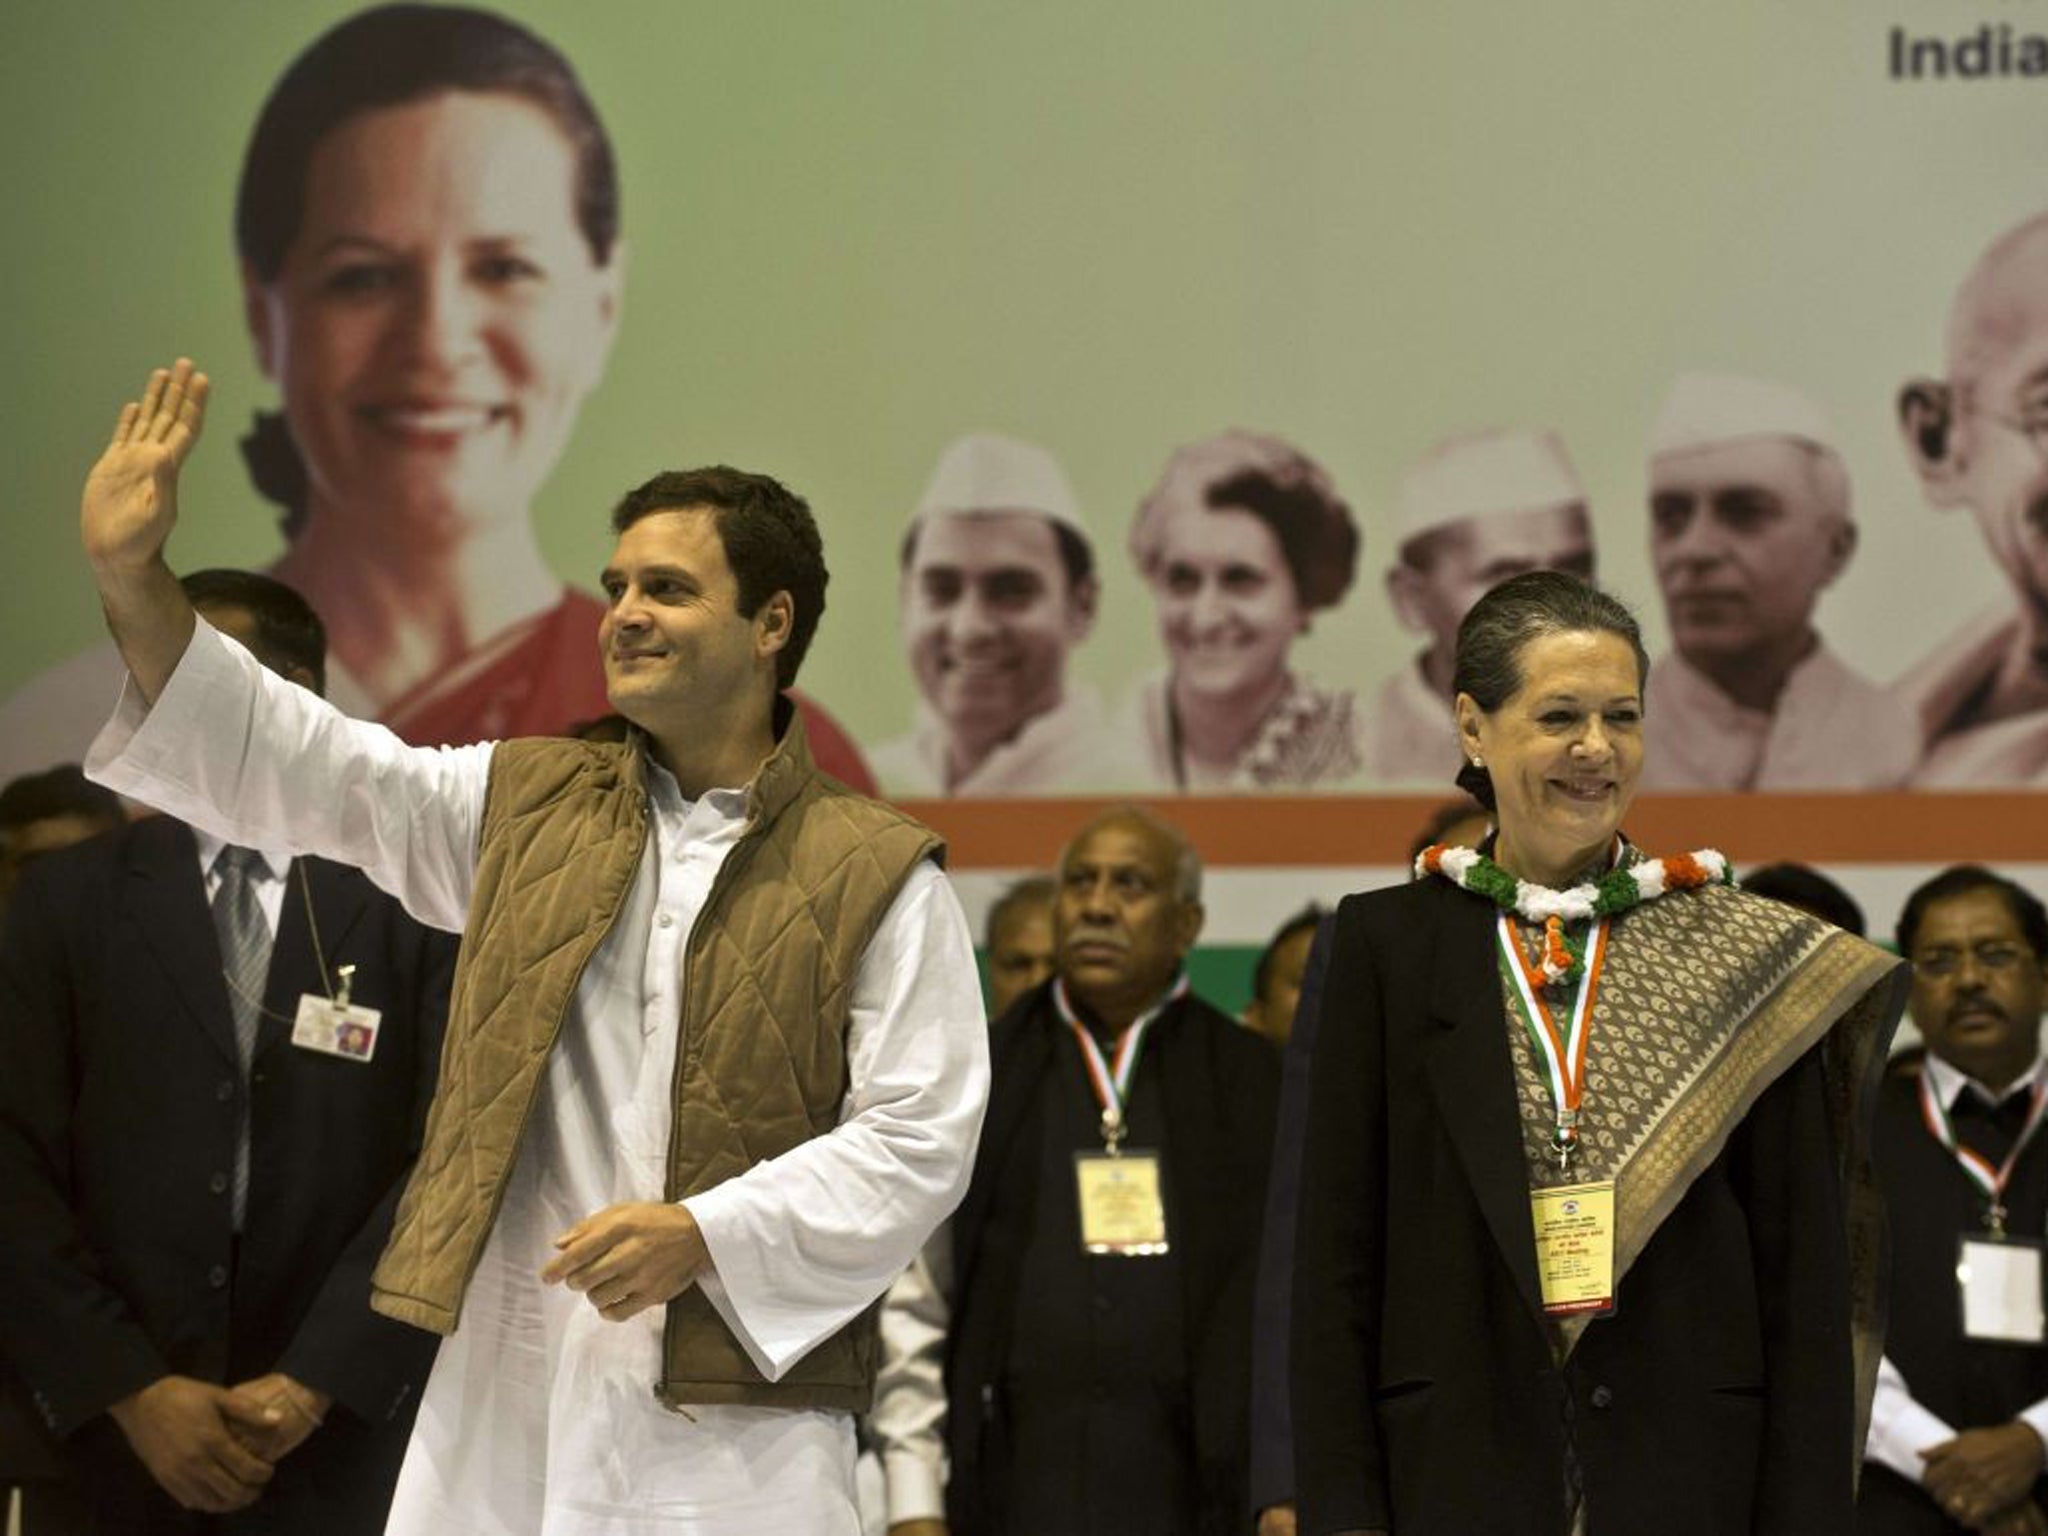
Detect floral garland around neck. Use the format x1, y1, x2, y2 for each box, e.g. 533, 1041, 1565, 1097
1415, 840, 1732, 986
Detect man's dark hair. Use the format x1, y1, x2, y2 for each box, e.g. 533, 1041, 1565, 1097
610, 467, 826, 691
235, 4, 618, 531
181, 568, 328, 695
1452, 571, 1649, 811
0, 766, 123, 835
985, 874, 1057, 951
1407, 795, 1492, 865
1897, 865, 2048, 961
1253, 903, 1326, 1006
1743, 863, 1865, 937
898, 518, 1096, 591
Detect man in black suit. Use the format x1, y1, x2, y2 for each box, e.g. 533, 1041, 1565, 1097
872, 806, 1279, 1536
0, 569, 456, 1534
1862, 867, 2048, 1536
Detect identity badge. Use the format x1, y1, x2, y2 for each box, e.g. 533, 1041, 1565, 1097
292, 994, 383, 1063
1074, 1150, 1169, 1256
1958, 1234, 2048, 1344
1530, 1180, 1617, 1318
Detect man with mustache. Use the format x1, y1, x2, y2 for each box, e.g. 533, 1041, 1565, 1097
874, 434, 1110, 796
1642, 370, 1918, 790
1896, 212, 2048, 786
1863, 867, 2048, 1535
872, 807, 1279, 1535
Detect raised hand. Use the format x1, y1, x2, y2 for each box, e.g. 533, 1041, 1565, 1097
81, 358, 210, 579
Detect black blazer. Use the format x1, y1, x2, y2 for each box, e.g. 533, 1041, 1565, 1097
0, 816, 456, 1532
943, 983, 1280, 1536
1293, 878, 1857, 1536
1249, 914, 1336, 1519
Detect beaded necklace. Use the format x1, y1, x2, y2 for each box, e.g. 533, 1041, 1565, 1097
1416, 838, 1731, 986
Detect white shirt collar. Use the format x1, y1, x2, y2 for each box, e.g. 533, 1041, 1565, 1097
191, 827, 292, 882
1922, 1047, 2048, 1113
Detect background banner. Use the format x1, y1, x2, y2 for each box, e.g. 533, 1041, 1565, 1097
5, 0, 2044, 997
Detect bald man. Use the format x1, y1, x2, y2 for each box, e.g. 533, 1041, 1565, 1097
1371, 431, 1596, 787
871, 808, 1279, 1536
1644, 370, 1919, 790
1896, 212, 2048, 786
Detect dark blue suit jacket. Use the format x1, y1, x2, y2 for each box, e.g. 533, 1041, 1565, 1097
0, 816, 456, 1533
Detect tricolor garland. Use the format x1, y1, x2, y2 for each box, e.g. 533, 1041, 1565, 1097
1416, 840, 1732, 986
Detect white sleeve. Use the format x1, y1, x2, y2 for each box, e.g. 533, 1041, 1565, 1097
85, 619, 491, 933
684, 859, 989, 1379
872, 1231, 953, 1523
2016, 1396, 2048, 1454
1865, 1354, 1957, 1486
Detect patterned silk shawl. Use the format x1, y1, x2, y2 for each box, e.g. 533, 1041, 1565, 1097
1497, 880, 1908, 1466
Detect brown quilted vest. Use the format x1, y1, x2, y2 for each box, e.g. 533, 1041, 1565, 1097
368, 711, 942, 1410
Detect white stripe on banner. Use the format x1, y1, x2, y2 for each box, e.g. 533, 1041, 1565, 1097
950, 862, 2048, 948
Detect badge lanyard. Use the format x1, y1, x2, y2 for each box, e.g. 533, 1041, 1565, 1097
1051, 973, 1189, 1154
1918, 1065, 2048, 1237
1497, 915, 1610, 1174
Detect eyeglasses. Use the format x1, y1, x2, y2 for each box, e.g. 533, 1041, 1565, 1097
1912, 942, 2032, 979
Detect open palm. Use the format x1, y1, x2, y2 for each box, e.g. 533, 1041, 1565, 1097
82, 359, 209, 573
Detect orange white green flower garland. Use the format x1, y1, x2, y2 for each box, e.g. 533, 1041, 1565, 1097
1415, 840, 1732, 986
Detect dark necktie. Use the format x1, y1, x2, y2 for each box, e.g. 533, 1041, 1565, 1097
1953, 1087, 2034, 1165
210, 846, 271, 1229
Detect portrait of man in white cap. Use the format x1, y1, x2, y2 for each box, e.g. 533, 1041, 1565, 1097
1370, 430, 1595, 785
1894, 211, 2048, 786
1642, 369, 1919, 790
872, 433, 1109, 796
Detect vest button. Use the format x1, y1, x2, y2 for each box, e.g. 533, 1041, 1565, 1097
209, 1172, 228, 1195
216, 1079, 235, 1102
208, 1265, 229, 1290
1588, 1385, 1614, 1410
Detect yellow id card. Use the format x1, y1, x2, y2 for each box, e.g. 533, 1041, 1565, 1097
1074, 1151, 1170, 1256
1530, 1180, 1616, 1317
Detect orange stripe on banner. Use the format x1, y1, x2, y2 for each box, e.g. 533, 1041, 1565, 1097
894, 794, 2048, 869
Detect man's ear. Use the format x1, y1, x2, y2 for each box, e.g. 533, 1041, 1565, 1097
1899, 378, 1968, 507
755, 590, 795, 660
1385, 563, 1433, 637
1815, 517, 1858, 593
1174, 899, 1207, 957
243, 263, 279, 380
1067, 575, 1100, 642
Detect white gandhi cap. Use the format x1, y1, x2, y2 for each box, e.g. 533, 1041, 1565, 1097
1398, 429, 1586, 544
911, 432, 1089, 540
1650, 370, 1840, 459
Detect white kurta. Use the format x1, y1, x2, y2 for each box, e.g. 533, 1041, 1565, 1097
87, 621, 991, 1536
1640, 644, 1921, 791
1364, 655, 1462, 789
1893, 609, 2048, 788
869, 685, 1136, 796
